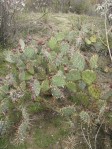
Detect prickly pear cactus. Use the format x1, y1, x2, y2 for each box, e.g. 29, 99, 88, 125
90, 54, 98, 69
71, 51, 85, 71
1, 31, 105, 144
41, 79, 50, 92
88, 84, 101, 99
66, 82, 77, 93
24, 48, 35, 59
51, 86, 64, 99
82, 70, 96, 85
32, 79, 41, 97
66, 69, 81, 81
51, 71, 66, 87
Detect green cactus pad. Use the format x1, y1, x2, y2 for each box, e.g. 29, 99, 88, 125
48, 63, 57, 73
80, 111, 90, 124
33, 79, 41, 97
66, 82, 77, 93
90, 35, 97, 43
82, 70, 96, 85
19, 39, 25, 50
60, 106, 76, 117
50, 51, 57, 61
51, 86, 63, 99
48, 37, 58, 50
37, 67, 46, 80
51, 71, 66, 87
62, 56, 69, 65
88, 84, 101, 99
60, 43, 69, 56
71, 51, 85, 71
19, 71, 33, 81
55, 32, 65, 42
72, 92, 89, 106
55, 54, 63, 66
78, 81, 86, 90
41, 79, 50, 92
90, 54, 98, 69
25, 72, 33, 80
19, 70, 26, 81
26, 62, 34, 74
24, 48, 35, 59
66, 69, 81, 81
4, 51, 15, 63
17, 60, 25, 68
85, 38, 91, 45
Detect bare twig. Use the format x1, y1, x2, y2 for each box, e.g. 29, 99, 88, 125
81, 123, 93, 149
87, 125, 92, 149
94, 119, 104, 149
99, 36, 108, 48
104, 4, 112, 62
107, 25, 112, 34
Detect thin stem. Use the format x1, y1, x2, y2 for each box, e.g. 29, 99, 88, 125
94, 120, 104, 149
81, 123, 93, 149
104, 3, 112, 62
87, 125, 92, 149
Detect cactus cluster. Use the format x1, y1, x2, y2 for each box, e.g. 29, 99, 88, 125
0, 32, 103, 143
